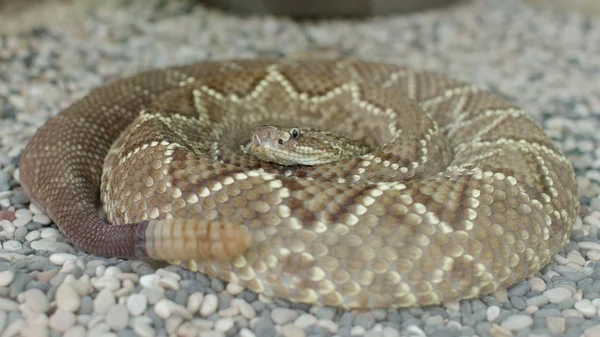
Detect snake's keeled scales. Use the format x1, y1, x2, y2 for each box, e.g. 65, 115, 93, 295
18, 59, 579, 309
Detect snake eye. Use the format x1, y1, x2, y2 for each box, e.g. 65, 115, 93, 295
290, 128, 301, 139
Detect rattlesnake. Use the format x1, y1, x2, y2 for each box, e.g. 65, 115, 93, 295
18, 59, 579, 308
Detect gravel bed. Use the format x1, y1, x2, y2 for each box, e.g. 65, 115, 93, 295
1, 0, 600, 336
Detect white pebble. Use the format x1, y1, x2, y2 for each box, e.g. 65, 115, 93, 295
200, 293, 219, 316
579, 241, 600, 251
2, 240, 21, 251
12, 216, 31, 227
49, 253, 78, 265
64, 325, 87, 337
49, 309, 76, 332
282, 324, 305, 337
529, 277, 546, 292
156, 268, 181, 281
32, 213, 51, 225
317, 319, 338, 333
215, 317, 234, 332
40, 227, 61, 239
133, 322, 156, 337
0, 270, 15, 287
187, 292, 204, 314
236, 299, 256, 319
106, 304, 129, 330
30, 240, 73, 253
55, 283, 81, 312
25, 230, 40, 242
140, 274, 160, 288
21, 288, 49, 313
546, 316, 566, 334
155, 299, 177, 319
226, 282, 244, 295
487, 305, 501, 321
240, 328, 256, 337
158, 276, 180, 290
127, 294, 148, 316
295, 313, 317, 328
93, 289, 116, 314
500, 315, 533, 331
271, 308, 298, 325
544, 287, 573, 303
575, 299, 598, 317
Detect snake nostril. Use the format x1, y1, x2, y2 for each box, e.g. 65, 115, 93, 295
277, 139, 284, 145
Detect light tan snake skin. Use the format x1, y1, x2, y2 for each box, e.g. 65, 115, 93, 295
18, 59, 579, 309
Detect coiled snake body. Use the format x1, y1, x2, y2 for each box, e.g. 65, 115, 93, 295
19, 59, 579, 308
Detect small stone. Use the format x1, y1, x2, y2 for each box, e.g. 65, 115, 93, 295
139, 274, 160, 288
127, 293, 148, 316
529, 277, 546, 292
0, 298, 18, 311
2, 240, 22, 251
227, 282, 244, 295
32, 214, 51, 225
93, 289, 115, 314
271, 308, 299, 325
154, 298, 175, 319
487, 306, 501, 321
283, 324, 306, 337
295, 313, 317, 328
200, 293, 218, 316
585, 325, 600, 337
21, 288, 49, 313
500, 315, 533, 331
544, 287, 572, 303
64, 325, 87, 337
55, 283, 81, 312
215, 317, 234, 332
547, 316, 566, 334
382, 326, 401, 337
575, 299, 597, 317
106, 304, 129, 330
49, 309, 76, 332
0, 270, 15, 287
237, 299, 256, 319
49, 253, 78, 265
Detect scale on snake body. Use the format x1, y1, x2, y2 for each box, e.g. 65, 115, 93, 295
18, 59, 579, 308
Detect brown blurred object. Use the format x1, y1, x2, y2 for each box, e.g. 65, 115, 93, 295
199, 0, 462, 18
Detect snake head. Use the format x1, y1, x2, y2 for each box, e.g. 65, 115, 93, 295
250, 124, 369, 166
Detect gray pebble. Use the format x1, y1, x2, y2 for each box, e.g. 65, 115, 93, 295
9, 192, 28, 205
146, 308, 164, 329
355, 315, 376, 330
315, 307, 337, 320
510, 296, 527, 310
337, 326, 352, 337
253, 317, 276, 337
78, 295, 94, 315
174, 290, 188, 307
211, 278, 224, 292
534, 308, 561, 318
9, 273, 31, 297
217, 293, 231, 311
559, 298, 577, 310
25, 280, 50, 292
239, 290, 258, 303
25, 221, 42, 230
180, 279, 206, 293
306, 325, 332, 337
14, 226, 27, 239
251, 300, 266, 313
0, 310, 6, 331
339, 311, 354, 326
